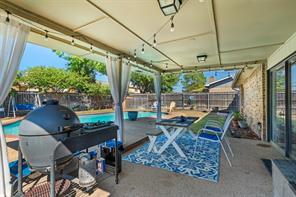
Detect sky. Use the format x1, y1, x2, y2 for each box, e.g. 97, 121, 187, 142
20, 43, 236, 92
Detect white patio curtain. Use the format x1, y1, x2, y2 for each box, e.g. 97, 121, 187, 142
106, 56, 131, 143
153, 72, 162, 122
0, 11, 30, 197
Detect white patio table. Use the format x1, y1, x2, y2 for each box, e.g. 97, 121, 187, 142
155, 116, 198, 158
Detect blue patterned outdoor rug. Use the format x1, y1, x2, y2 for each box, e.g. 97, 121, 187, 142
123, 133, 221, 182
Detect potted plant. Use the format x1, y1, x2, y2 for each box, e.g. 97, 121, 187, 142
232, 111, 240, 128
127, 111, 138, 121
238, 113, 248, 129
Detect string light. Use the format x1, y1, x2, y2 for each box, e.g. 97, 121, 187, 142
90, 44, 93, 52
141, 44, 145, 54
153, 34, 157, 47
44, 30, 49, 41
150, 61, 153, 67
165, 63, 168, 69
71, 36, 75, 46
170, 16, 175, 32
134, 49, 137, 58
5, 11, 10, 23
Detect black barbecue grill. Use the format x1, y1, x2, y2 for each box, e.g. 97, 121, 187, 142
16, 100, 119, 197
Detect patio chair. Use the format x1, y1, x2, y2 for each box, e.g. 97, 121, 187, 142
197, 115, 234, 167
166, 101, 176, 113
151, 101, 158, 111
0, 107, 5, 118
204, 112, 234, 157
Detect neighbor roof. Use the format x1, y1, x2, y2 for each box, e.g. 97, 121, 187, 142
205, 76, 233, 89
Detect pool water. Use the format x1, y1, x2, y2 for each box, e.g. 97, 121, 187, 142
3, 111, 157, 136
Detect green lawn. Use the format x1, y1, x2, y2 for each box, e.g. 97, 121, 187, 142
189, 112, 227, 134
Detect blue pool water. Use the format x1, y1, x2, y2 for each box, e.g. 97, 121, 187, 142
3, 111, 157, 136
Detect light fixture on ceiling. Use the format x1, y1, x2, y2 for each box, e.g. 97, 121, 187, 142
196, 55, 207, 63
170, 16, 175, 32
44, 30, 49, 41
153, 34, 157, 47
158, 0, 182, 16
5, 11, 10, 23
141, 44, 145, 54
90, 44, 93, 52
134, 49, 137, 58
71, 36, 75, 46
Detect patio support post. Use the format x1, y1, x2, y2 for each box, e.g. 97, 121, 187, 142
106, 56, 131, 143
154, 72, 162, 122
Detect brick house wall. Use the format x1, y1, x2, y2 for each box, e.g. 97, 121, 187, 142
240, 64, 267, 140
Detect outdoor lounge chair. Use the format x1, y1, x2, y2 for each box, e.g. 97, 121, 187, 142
151, 101, 158, 111
165, 101, 176, 113
197, 114, 234, 167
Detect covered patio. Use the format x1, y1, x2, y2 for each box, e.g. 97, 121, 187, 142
1, 0, 296, 196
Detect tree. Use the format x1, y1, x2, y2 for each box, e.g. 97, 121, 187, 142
54, 51, 106, 83
54, 50, 180, 93
161, 73, 180, 93
130, 71, 180, 93
19, 66, 89, 92
130, 72, 154, 93
182, 72, 206, 92
18, 66, 109, 95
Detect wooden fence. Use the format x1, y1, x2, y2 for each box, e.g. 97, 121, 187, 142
125, 92, 240, 112
2, 91, 240, 115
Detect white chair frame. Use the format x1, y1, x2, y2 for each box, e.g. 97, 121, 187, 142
197, 115, 234, 167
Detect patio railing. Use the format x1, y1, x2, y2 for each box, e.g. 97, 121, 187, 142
125, 92, 240, 112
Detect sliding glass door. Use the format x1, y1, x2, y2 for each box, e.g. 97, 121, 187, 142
270, 53, 296, 159
291, 62, 296, 158
271, 66, 286, 151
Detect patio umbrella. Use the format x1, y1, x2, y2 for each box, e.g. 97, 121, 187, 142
0, 11, 30, 196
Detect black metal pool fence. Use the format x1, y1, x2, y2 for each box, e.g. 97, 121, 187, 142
2, 91, 240, 113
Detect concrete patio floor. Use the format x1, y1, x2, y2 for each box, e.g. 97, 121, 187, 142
8, 110, 283, 196
88, 138, 283, 197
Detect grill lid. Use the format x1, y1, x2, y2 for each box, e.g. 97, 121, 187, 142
19, 100, 80, 136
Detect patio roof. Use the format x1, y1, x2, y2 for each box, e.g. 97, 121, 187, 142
1, 0, 296, 73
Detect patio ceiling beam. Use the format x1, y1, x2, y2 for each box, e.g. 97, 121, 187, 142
0, 0, 163, 73
86, 0, 183, 69
220, 42, 284, 54
164, 59, 266, 73
209, 0, 221, 65
73, 16, 107, 32
156, 31, 214, 46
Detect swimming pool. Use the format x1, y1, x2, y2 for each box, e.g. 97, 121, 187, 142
3, 111, 158, 136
